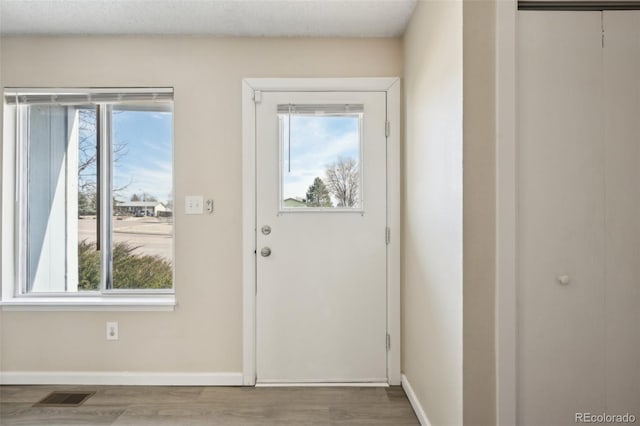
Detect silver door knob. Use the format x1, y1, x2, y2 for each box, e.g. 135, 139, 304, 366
261, 225, 272, 235
260, 247, 272, 257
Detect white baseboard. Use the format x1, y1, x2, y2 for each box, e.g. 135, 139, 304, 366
402, 374, 432, 426
0, 371, 243, 386
256, 382, 389, 387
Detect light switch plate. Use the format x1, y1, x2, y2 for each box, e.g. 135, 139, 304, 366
185, 195, 204, 214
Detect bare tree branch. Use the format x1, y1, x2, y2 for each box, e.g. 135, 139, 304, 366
325, 157, 360, 207
77, 109, 131, 198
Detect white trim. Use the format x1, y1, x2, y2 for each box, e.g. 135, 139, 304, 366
242, 78, 398, 93
1, 105, 17, 301
4, 87, 174, 95
386, 79, 402, 386
256, 382, 389, 387
0, 296, 176, 311
496, 1, 518, 425
242, 80, 257, 386
66, 109, 80, 292
242, 77, 401, 387
0, 371, 242, 386
401, 374, 432, 426
100, 103, 112, 291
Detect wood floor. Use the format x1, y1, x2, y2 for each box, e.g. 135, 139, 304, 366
0, 385, 420, 425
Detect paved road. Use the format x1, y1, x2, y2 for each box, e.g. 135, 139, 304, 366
78, 216, 173, 262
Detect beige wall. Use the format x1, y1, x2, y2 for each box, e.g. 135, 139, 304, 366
402, 0, 497, 424
463, 1, 497, 425
402, 1, 464, 425
0, 36, 402, 373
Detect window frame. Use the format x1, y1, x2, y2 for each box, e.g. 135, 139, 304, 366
1, 88, 176, 311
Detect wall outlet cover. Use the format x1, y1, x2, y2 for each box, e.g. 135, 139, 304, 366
106, 322, 118, 341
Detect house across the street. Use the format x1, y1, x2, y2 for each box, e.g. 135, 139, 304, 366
114, 201, 172, 217
283, 197, 306, 207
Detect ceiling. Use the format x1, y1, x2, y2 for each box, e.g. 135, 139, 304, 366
0, 0, 417, 37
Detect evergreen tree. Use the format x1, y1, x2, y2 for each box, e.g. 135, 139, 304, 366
305, 177, 333, 207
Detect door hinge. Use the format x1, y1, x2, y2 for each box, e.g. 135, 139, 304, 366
253, 90, 262, 104
385, 227, 391, 245
386, 333, 391, 351
385, 120, 390, 138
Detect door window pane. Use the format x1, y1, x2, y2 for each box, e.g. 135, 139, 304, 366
279, 104, 363, 210
111, 106, 173, 289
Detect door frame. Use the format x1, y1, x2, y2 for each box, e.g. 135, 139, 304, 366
241, 78, 401, 386
496, 1, 517, 424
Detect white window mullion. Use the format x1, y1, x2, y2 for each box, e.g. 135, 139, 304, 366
66, 107, 80, 292
13, 106, 28, 296
98, 104, 113, 292
16, 106, 27, 295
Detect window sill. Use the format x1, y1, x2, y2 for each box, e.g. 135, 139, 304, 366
0, 296, 176, 311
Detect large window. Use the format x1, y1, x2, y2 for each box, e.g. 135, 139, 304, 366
4, 88, 174, 297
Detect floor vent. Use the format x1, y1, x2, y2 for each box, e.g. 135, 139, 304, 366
34, 391, 95, 407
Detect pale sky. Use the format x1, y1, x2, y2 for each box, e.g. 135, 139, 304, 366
80, 110, 358, 206
281, 114, 360, 201
111, 110, 173, 204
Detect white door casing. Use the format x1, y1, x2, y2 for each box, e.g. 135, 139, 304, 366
242, 78, 401, 386
601, 11, 640, 413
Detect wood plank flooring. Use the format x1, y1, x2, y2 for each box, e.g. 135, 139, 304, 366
0, 385, 420, 425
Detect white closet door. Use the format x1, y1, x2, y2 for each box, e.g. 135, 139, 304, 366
517, 12, 606, 425
602, 11, 640, 414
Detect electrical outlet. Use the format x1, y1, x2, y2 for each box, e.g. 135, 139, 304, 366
106, 322, 119, 340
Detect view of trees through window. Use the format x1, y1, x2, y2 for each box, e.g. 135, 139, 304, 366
9, 89, 173, 294
77, 106, 173, 291
281, 111, 362, 209
304, 158, 360, 208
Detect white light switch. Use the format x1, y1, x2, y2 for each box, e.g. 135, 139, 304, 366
185, 195, 204, 214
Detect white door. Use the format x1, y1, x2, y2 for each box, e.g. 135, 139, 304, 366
517, 11, 640, 424
518, 11, 606, 424
255, 91, 388, 383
